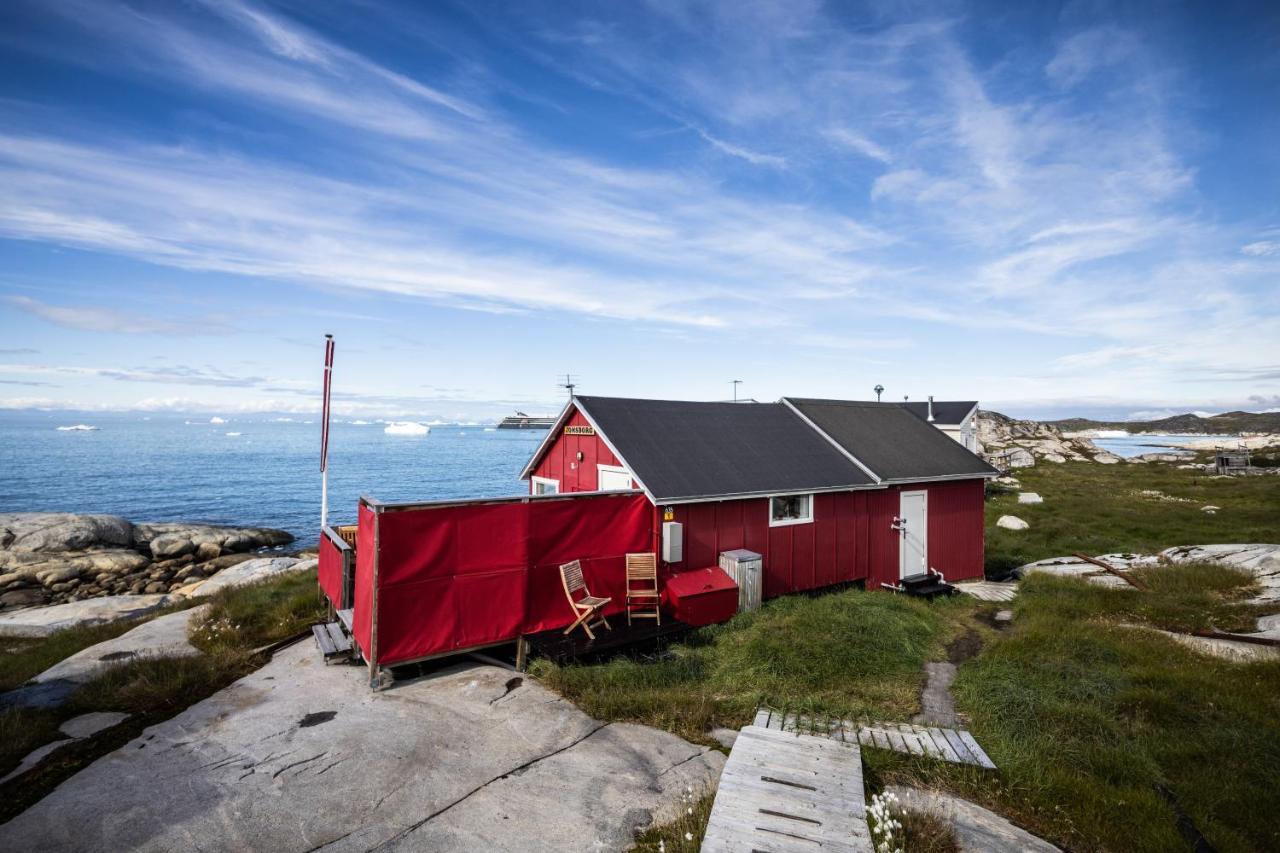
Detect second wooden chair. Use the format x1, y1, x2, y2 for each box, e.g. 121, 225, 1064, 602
625, 552, 661, 625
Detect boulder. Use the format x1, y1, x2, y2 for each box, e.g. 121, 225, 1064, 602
133, 522, 293, 555
1017, 492, 1044, 505
0, 594, 173, 638
996, 515, 1029, 531
0, 513, 134, 553
1, 588, 45, 609
148, 533, 195, 559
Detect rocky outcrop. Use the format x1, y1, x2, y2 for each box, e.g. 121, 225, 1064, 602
0, 513, 293, 611
0, 644, 725, 852
977, 411, 1121, 468
172, 557, 317, 599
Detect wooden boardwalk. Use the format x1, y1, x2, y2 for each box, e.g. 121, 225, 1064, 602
702, 725, 872, 853
754, 708, 997, 769
952, 580, 1019, 602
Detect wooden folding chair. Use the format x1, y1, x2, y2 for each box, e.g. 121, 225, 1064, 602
625, 552, 661, 625
560, 560, 612, 639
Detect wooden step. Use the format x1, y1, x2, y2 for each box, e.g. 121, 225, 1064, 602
312, 621, 352, 660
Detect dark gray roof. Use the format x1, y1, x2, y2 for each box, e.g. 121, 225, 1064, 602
899, 400, 977, 426
574, 396, 875, 502
785, 398, 997, 482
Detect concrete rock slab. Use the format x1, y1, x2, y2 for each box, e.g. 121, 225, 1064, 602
1017, 492, 1043, 504
59, 712, 131, 739
0, 642, 724, 853
1, 607, 209, 708
0, 739, 74, 786
887, 785, 1060, 852
181, 557, 316, 598
996, 515, 1029, 531
1018, 557, 1093, 577
0, 594, 173, 638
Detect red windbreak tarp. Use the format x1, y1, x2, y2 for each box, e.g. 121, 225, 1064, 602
317, 532, 344, 607
351, 503, 376, 657
367, 491, 652, 667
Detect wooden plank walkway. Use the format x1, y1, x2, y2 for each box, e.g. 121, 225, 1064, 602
952, 580, 1019, 602
703, 725, 872, 853
754, 708, 997, 770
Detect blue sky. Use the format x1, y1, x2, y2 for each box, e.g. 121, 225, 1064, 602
0, 0, 1277, 421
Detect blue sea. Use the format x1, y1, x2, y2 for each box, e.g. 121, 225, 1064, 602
0, 413, 544, 545
1089, 433, 1229, 458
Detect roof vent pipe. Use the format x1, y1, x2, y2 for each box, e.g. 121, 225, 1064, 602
927, 396, 935, 422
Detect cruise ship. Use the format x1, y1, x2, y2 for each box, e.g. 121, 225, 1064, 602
497, 411, 557, 430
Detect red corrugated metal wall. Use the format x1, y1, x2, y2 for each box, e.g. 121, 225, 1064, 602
530, 409, 625, 492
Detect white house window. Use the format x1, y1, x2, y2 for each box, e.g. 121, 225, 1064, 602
531, 476, 559, 496
769, 494, 813, 526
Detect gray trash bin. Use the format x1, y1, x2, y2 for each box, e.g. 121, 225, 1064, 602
719, 549, 763, 612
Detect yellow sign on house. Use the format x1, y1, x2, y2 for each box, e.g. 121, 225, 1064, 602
564, 425, 595, 436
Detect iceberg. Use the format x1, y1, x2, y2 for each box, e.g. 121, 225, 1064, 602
209, 416, 227, 424
384, 421, 430, 436
225, 432, 243, 437
55, 424, 99, 431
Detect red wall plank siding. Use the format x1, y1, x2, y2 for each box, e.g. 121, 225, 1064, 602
667, 479, 985, 599
668, 494, 877, 595
923, 479, 986, 582
531, 408, 624, 493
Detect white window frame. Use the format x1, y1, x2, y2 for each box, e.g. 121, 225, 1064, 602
768, 493, 814, 527
596, 464, 632, 491
531, 476, 560, 496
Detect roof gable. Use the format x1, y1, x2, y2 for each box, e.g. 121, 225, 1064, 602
900, 400, 978, 426
783, 398, 997, 482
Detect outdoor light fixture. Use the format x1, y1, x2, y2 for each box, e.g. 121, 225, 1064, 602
874, 384, 884, 402
576, 451, 584, 462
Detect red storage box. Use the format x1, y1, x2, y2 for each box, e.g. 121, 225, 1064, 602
665, 566, 739, 627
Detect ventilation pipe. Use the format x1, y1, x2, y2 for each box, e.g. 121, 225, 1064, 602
927, 395, 935, 422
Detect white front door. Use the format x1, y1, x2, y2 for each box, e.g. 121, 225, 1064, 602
898, 490, 928, 579
597, 464, 632, 491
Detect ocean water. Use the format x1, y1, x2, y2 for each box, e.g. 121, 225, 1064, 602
0, 414, 544, 545
1090, 433, 1231, 458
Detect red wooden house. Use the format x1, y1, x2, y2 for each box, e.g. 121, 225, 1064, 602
521, 396, 997, 595
321, 395, 995, 682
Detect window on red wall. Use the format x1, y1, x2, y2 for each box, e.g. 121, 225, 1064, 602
769, 494, 813, 526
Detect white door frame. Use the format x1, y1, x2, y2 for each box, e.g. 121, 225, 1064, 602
898, 489, 929, 579
597, 464, 632, 491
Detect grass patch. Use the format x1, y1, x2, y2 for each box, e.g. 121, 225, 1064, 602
938, 569, 1280, 852
0, 611, 185, 694
534, 587, 975, 743
631, 786, 715, 852
1019, 561, 1266, 633
986, 461, 1280, 571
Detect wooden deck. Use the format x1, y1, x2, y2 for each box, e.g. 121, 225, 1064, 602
702, 725, 872, 852
522, 617, 693, 665
754, 708, 997, 769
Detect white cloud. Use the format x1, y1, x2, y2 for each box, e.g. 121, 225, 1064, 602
1241, 240, 1279, 257
7, 296, 232, 336
824, 127, 891, 163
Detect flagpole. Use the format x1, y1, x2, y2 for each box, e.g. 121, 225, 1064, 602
320, 334, 334, 531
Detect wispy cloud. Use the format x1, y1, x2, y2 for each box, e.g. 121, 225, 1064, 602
7, 296, 234, 336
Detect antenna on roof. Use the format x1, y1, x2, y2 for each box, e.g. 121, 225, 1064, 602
874, 384, 884, 402
558, 373, 578, 399
927, 395, 935, 422
731, 379, 743, 402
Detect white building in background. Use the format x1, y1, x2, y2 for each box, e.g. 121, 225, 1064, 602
900, 398, 980, 453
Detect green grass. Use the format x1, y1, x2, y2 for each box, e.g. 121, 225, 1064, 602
631, 787, 716, 853
534, 587, 980, 743
0, 609, 186, 694
985, 461, 1280, 574
941, 571, 1280, 852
